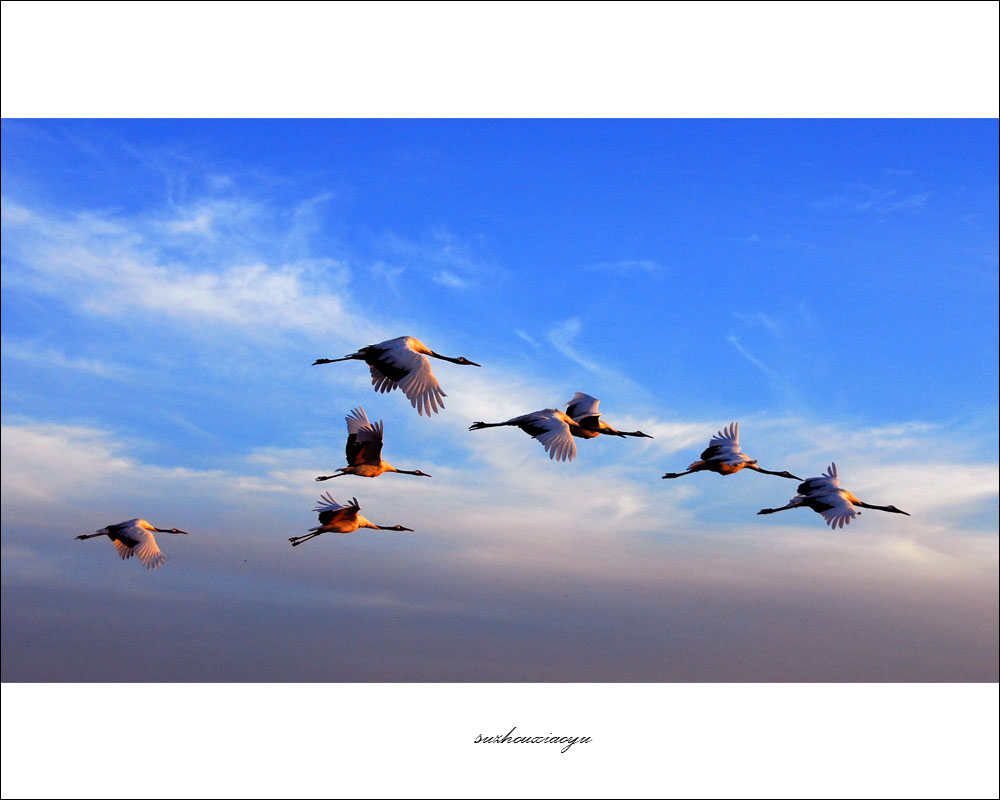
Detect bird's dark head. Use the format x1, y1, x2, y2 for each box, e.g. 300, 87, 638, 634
158, 527, 188, 534
886, 506, 910, 516
635, 431, 654, 439
455, 357, 481, 367
392, 525, 414, 532
780, 471, 803, 480
411, 470, 432, 478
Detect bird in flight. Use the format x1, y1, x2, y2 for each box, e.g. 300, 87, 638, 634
564, 392, 653, 439
316, 407, 431, 480
757, 463, 910, 528
289, 493, 414, 547
313, 336, 481, 416
469, 408, 625, 462
75, 519, 188, 570
662, 422, 801, 480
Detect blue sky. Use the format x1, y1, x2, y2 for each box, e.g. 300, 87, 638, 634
3, 117, 997, 688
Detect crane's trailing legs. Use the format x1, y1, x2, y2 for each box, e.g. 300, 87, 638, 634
289, 532, 325, 547
757, 500, 802, 515
315, 472, 347, 481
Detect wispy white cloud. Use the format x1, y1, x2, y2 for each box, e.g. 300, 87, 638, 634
548, 317, 600, 371
370, 260, 405, 295
377, 225, 500, 289
3, 401, 995, 682
514, 329, 539, 348
1, 197, 383, 345
1, 336, 134, 381
811, 183, 932, 215
432, 270, 469, 289
732, 311, 782, 336
3, 414, 995, 585
884, 192, 931, 212
586, 259, 662, 274
727, 334, 783, 379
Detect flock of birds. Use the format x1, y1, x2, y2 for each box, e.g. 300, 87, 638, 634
76, 335, 910, 569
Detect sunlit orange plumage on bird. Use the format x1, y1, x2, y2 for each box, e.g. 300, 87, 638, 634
289, 493, 414, 547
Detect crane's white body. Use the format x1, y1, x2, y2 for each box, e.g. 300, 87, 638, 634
662, 422, 800, 480
288, 493, 414, 546
777, 463, 860, 529
343, 407, 388, 477
694, 422, 754, 472
367, 337, 447, 416
315, 336, 480, 417
309, 494, 368, 533
564, 392, 652, 439
316, 407, 431, 481
470, 409, 593, 462
759, 463, 910, 528
85, 519, 171, 570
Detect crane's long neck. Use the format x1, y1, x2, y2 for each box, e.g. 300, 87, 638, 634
75, 532, 107, 540
428, 350, 480, 367
612, 428, 650, 438
590, 426, 626, 438
392, 467, 426, 476
855, 501, 910, 514
747, 464, 801, 479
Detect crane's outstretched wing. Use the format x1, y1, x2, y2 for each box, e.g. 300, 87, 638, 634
369, 365, 399, 395
111, 525, 167, 570
815, 491, 859, 529
369, 344, 446, 416
796, 463, 841, 495
345, 407, 384, 465
312, 493, 361, 529
565, 392, 601, 427
709, 422, 740, 447
698, 422, 747, 465
518, 411, 578, 462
